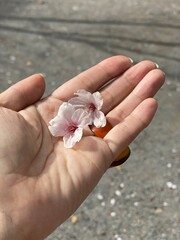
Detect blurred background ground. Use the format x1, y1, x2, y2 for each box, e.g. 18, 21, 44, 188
0, 0, 179, 239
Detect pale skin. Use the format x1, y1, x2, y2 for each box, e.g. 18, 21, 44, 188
0, 56, 165, 239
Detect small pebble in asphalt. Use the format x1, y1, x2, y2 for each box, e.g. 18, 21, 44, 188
110, 212, 116, 217
167, 163, 172, 168
119, 183, 124, 189
101, 201, 106, 207
71, 215, 78, 224
96, 193, 103, 200
163, 201, 169, 207
115, 190, 121, 196
134, 202, 139, 207
166, 181, 177, 190
114, 234, 122, 240
110, 198, 116, 206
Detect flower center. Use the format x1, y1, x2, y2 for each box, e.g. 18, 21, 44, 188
88, 103, 96, 112
67, 124, 77, 133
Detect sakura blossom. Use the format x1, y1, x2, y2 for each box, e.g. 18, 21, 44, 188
48, 102, 91, 148
68, 89, 106, 128
48, 89, 106, 148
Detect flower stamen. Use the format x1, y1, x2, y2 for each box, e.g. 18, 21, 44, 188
66, 124, 77, 133
88, 103, 96, 112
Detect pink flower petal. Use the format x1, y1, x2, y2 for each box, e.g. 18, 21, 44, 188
76, 89, 92, 99
93, 110, 106, 128
58, 102, 75, 122
92, 92, 103, 110
63, 128, 83, 148
48, 89, 106, 148
69, 89, 94, 107
48, 116, 69, 137
49, 102, 91, 147
72, 109, 92, 126
69, 89, 105, 127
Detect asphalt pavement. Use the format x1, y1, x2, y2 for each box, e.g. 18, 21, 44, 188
0, 0, 179, 239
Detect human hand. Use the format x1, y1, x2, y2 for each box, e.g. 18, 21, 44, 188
0, 56, 165, 239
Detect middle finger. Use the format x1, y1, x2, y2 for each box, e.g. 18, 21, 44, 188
101, 60, 158, 114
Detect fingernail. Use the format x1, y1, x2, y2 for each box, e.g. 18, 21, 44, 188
129, 57, 134, 64
38, 73, 46, 78
154, 62, 160, 69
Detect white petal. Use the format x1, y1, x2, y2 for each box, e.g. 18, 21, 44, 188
92, 91, 103, 110
58, 102, 75, 122
63, 128, 83, 148
76, 89, 90, 97
48, 125, 64, 137
63, 133, 75, 148
74, 128, 83, 142
70, 89, 93, 106
68, 97, 87, 108
49, 115, 69, 136
49, 115, 62, 126
93, 110, 106, 128
72, 109, 92, 126
80, 113, 92, 126
58, 102, 70, 115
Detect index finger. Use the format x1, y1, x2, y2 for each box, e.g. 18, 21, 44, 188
51, 56, 132, 101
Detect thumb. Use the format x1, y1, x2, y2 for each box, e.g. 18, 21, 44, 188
0, 74, 45, 111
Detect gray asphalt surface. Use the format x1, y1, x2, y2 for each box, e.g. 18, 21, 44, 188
0, 1, 179, 239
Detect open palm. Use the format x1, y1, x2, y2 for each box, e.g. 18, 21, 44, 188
0, 56, 165, 240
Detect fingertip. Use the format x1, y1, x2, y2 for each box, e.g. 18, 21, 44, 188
128, 57, 134, 64
99, 55, 133, 76
29, 73, 46, 97
133, 98, 158, 127
155, 68, 166, 84
38, 73, 46, 79
154, 62, 160, 69
33, 73, 46, 89
145, 98, 158, 109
